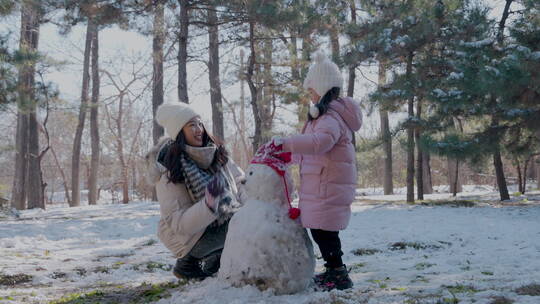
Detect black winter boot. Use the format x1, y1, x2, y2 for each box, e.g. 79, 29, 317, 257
315, 265, 353, 291
172, 255, 208, 280
200, 250, 221, 276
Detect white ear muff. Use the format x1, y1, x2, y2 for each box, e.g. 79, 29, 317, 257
309, 104, 320, 118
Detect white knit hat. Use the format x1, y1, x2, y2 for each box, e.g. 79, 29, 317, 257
303, 51, 343, 97
155, 102, 200, 140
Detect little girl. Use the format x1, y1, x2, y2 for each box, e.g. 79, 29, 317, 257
275, 51, 362, 291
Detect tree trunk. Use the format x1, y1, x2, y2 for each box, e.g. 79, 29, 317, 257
151, 1, 165, 201
297, 33, 313, 125
11, 107, 28, 210
516, 159, 523, 194
239, 49, 249, 167
328, 21, 340, 66
88, 24, 100, 205
122, 164, 129, 204
207, 6, 224, 139
491, 1, 512, 201
523, 158, 529, 194
415, 100, 423, 200
288, 34, 308, 129
497, 0, 514, 45
447, 119, 463, 195
447, 158, 462, 195
347, 65, 356, 97
117, 95, 129, 204
378, 61, 393, 195
177, 0, 189, 104
493, 148, 510, 200
289, 36, 300, 81
27, 104, 43, 209
261, 35, 273, 144
71, 21, 93, 207
347, 2, 357, 97
247, 21, 262, 152
422, 151, 433, 194
536, 156, 540, 190
405, 53, 415, 203
50, 146, 71, 205
152, 1, 165, 144
15, 2, 43, 210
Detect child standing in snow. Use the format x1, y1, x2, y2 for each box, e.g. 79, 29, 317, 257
273, 52, 362, 291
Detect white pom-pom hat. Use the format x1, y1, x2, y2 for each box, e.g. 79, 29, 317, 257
303, 51, 344, 97
155, 102, 200, 140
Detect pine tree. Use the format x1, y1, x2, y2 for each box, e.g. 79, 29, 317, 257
348, 0, 444, 202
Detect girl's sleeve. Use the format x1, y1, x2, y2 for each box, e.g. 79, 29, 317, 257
282, 115, 341, 155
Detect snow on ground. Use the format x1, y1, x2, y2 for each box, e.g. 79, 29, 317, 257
1, 187, 540, 303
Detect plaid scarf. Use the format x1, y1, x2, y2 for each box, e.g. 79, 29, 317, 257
179, 152, 215, 203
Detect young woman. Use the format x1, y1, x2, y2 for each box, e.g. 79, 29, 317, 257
145, 102, 244, 280
274, 52, 362, 290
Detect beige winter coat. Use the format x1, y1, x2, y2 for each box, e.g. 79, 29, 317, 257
145, 137, 245, 258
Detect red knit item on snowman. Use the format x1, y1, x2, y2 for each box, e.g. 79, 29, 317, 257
251, 141, 300, 219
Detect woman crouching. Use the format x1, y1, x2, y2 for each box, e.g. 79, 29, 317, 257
145, 102, 244, 280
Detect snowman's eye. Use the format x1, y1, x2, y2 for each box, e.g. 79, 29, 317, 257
249, 172, 253, 176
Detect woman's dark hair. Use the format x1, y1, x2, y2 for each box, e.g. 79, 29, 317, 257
308, 87, 341, 121
160, 127, 229, 184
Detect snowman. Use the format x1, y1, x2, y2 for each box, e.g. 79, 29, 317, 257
217, 142, 315, 295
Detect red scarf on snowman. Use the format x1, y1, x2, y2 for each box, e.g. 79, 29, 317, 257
251, 141, 301, 219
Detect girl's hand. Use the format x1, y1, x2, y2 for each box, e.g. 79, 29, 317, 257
271, 136, 284, 149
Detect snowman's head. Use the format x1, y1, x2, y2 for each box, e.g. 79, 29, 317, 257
242, 163, 295, 205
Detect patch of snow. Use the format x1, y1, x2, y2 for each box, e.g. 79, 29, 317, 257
448, 72, 463, 80
461, 38, 493, 48
484, 65, 500, 76
432, 88, 447, 98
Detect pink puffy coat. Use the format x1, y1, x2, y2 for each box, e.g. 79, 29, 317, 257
283, 97, 362, 231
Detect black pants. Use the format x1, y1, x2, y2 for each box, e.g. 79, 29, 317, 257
189, 221, 229, 259
310, 229, 344, 268
174, 221, 229, 277
188, 222, 229, 259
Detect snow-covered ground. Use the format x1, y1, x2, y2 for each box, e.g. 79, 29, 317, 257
1, 187, 540, 304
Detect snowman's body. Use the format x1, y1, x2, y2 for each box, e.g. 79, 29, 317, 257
218, 164, 315, 294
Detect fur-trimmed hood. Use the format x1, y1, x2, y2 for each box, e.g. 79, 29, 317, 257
145, 136, 172, 185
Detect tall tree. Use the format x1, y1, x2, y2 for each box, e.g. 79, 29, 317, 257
88, 23, 100, 205
177, 0, 189, 104
405, 52, 415, 203
415, 98, 423, 200
12, 0, 45, 210
151, 1, 165, 201
490, 0, 513, 200
151, 0, 165, 144
537, 157, 540, 190
71, 21, 93, 207
207, 4, 224, 139
347, 1, 357, 97
378, 61, 393, 195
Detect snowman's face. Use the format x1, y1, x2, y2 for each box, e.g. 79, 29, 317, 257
243, 164, 283, 202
